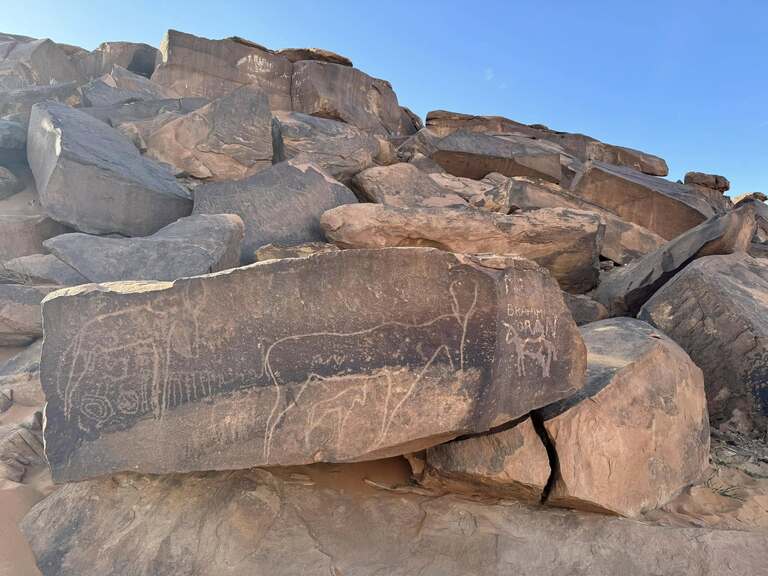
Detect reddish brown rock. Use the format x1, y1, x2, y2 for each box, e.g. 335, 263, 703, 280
40, 248, 585, 481
352, 163, 467, 208
146, 85, 273, 180
277, 47, 352, 66
639, 254, 768, 434
570, 161, 719, 240
321, 204, 603, 293
562, 292, 609, 326
0, 37, 84, 90
684, 171, 730, 193
595, 204, 756, 315
74, 41, 159, 78
79, 65, 177, 107
539, 318, 710, 517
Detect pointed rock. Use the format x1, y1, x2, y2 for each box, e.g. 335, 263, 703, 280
539, 318, 710, 517
43, 214, 243, 282
40, 248, 585, 481
321, 204, 603, 293
639, 254, 768, 434
27, 102, 191, 236
594, 204, 756, 315
193, 160, 357, 263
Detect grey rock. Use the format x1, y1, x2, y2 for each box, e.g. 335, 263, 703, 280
79, 65, 177, 107
0, 82, 81, 128
0, 410, 43, 481
640, 254, 768, 434
80, 97, 209, 127
40, 248, 585, 481
20, 465, 768, 576
0, 339, 43, 409
146, 85, 273, 180
27, 102, 191, 236
0, 38, 84, 90
193, 160, 357, 263
0, 284, 56, 346
0, 166, 22, 199
595, 204, 756, 315
74, 41, 159, 79
291, 60, 404, 136
271, 111, 381, 182
43, 213, 243, 282
1, 254, 87, 286
0, 119, 26, 152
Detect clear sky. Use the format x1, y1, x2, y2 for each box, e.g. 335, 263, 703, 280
4, 0, 766, 195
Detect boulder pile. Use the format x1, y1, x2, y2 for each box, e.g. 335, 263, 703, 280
1, 29, 767, 576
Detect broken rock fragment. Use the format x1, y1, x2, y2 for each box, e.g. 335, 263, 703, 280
539, 318, 710, 517
40, 248, 585, 481
79, 65, 177, 107
321, 204, 603, 293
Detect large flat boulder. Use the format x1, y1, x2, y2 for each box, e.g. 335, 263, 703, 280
425, 110, 668, 176
43, 214, 243, 282
74, 41, 159, 79
352, 163, 467, 208
27, 102, 192, 236
20, 465, 768, 576
639, 254, 768, 434
595, 204, 756, 315
419, 416, 550, 501
0, 38, 84, 90
151, 30, 293, 108
79, 65, 177, 107
0, 284, 55, 346
40, 248, 585, 481
570, 161, 719, 240
193, 160, 357, 263
321, 204, 603, 293
146, 85, 273, 180
429, 130, 567, 183
291, 60, 404, 136
271, 111, 381, 182
539, 318, 710, 517
1, 254, 87, 286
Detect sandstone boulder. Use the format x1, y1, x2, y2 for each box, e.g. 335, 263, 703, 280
420, 417, 550, 501
321, 204, 603, 293
595, 204, 756, 315
254, 242, 339, 262
684, 171, 730, 192
539, 318, 709, 517
562, 292, 609, 326
277, 47, 352, 66
20, 465, 768, 576
733, 192, 767, 206
79, 65, 177, 107
425, 110, 669, 176
146, 85, 273, 180
0, 212, 71, 264
74, 41, 159, 78
0, 38, 84, 90
570, 161, 718, 240
27, 102, 191, 236
291, 60, 404, 136
0, 284, 55, 346
430, 130, 567, 183
40, 248, 585, 481
271, 111, 381, 182
0, 82, 81, 128
639, 254, 768, 434
1, 254, 87, 286
151, 30, 293, 108
352, 163, 467, 208
0, 339, 43, 410
193, 160, 357, 263
43, 214, 243, 282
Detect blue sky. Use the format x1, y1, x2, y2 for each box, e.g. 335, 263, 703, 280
4, 0, 766, 195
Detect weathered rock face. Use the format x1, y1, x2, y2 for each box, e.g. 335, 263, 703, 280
0, 118, 26, 164
0, 38, 84, 90
321, 204, 603, 293
421, 417, 550, 501
570, 161, 718, 240
1, 254, 87, 286
42, 214, 243, 283
151, 30, 293, 108
0, 284, 55, 346
193, 161, 357, 263
539, 318, 710, 517
79, 65, 177, 107
20, 464, 768, 576
562, 292, 609, 326
254, 242, 339, 262
291, 60, 404, 136
40, 248, 585, 482
74, 41, 159, 78
734, 192, 767, 206
277, 47, 352, 66
146, 85, 273, 180
26, 102, 192, 236
425, 110, 669, 176
0, 166, 22, 199
353, 163, 467, 208
684, 171, 730, 193
271, 111, 380, 182
595, 204, 756, 315
430, 130, 567, 183
0, 339, 43, 410
0, 82, 82, 128
640, 254, 768, 434
0, 410, 44, 481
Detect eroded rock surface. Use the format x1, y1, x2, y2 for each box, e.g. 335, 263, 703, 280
79, 65, 177, 107
352, 163, 467, 208
40, 248, 585, 481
